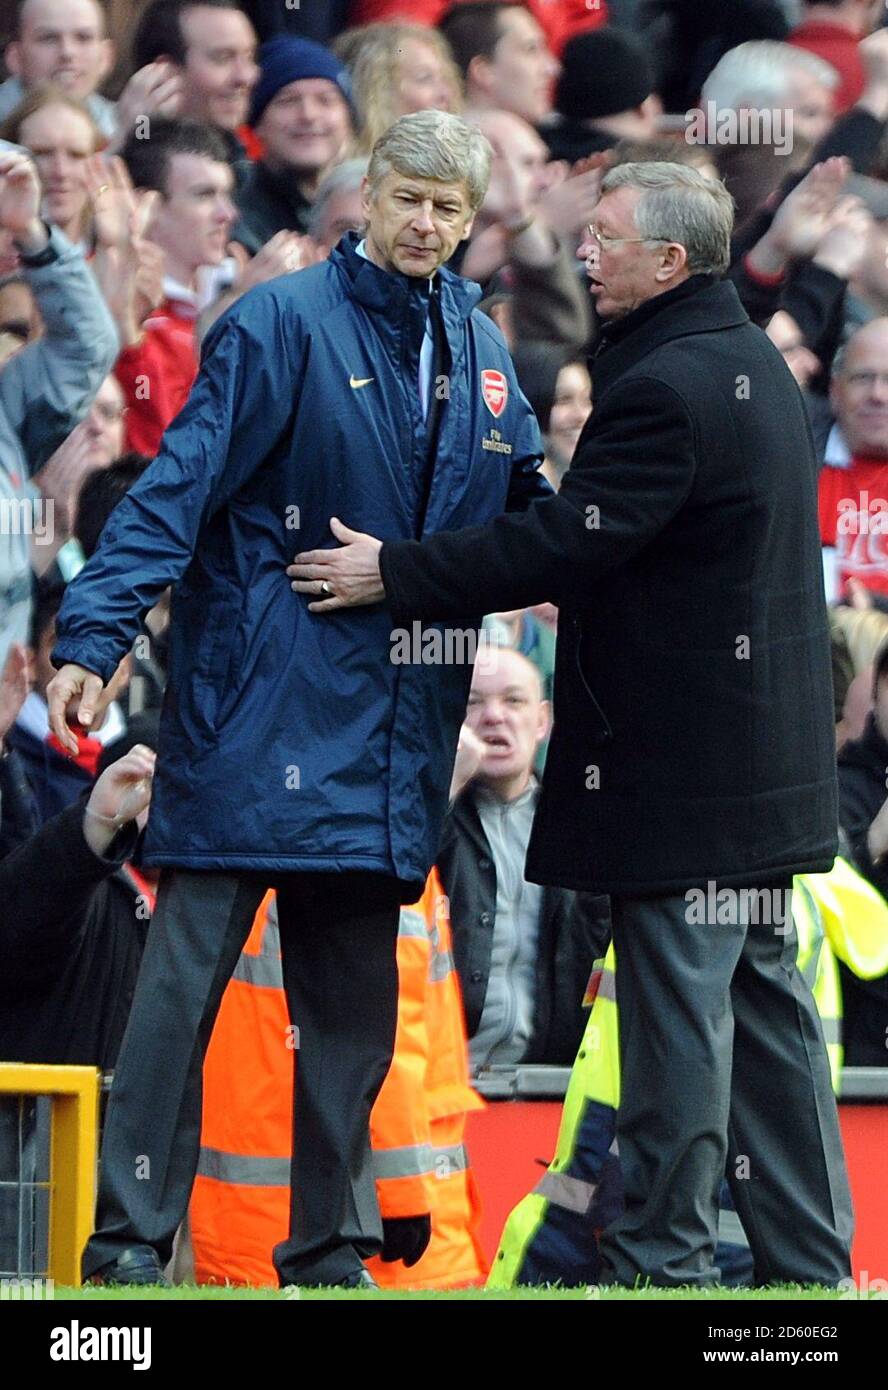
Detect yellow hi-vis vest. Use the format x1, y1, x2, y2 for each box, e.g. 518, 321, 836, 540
487, 857, 888, 1289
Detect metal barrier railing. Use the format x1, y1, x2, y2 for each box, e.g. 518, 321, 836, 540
472, 1064, 888, 1101
0, 1065, 99, 1288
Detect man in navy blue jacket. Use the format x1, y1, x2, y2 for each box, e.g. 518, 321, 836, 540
48, 109, 551, 1288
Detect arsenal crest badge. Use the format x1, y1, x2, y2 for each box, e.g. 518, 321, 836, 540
481, 368, 508, 418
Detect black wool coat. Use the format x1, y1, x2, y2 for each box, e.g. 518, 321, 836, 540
381, 276, 838, 895
0, 799, 146, 1068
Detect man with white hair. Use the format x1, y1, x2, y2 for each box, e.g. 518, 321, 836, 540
700, 38, 840, 155
297, 159, 853, 1289
48, 109, 551, 1288
307, 156, 367, 257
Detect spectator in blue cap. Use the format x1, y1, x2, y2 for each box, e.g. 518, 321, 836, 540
233, 36, 354, 252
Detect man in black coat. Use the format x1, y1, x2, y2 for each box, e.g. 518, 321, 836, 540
290, 161, 852, 1287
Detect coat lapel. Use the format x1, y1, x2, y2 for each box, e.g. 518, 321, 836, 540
592, 279, 750, 399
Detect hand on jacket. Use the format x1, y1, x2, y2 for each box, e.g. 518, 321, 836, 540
288, 517, 384, 611
380, 1214, 432, 1267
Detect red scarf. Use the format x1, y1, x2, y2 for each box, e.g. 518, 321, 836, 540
46, 727, 104, 778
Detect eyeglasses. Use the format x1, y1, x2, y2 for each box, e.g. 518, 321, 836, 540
586, 223, 673, 251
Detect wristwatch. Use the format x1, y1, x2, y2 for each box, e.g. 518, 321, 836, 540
16, 222, 57, 267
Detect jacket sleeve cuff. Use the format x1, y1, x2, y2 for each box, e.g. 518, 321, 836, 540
50, 641, 121, 684
380, 540, 418, 628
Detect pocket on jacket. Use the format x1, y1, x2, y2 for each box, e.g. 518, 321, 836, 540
571, 614, 613, 745
191, 600, 237, 725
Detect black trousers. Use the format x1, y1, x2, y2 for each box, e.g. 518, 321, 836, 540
81, 869, 402, 1286
597, 881, 855, 1287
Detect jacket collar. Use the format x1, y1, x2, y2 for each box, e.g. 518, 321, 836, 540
329, 230, 481, 365
591, 274, 749, 398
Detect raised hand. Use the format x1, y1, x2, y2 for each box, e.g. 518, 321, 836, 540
0, 150, 43, 249
0, 642, 31, 750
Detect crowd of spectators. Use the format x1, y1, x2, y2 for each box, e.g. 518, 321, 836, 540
4, 0, 888, 1274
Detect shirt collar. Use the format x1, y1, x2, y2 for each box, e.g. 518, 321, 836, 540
824, 423, 851, 469
476, 774, 539, 809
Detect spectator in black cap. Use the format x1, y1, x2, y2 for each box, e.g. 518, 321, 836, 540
545, 28, 663, 163
233, 36, 354, 251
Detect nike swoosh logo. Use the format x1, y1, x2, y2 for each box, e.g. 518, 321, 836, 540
349, 374, 375, 388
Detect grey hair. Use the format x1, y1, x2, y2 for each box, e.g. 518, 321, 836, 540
308, 157, 369, 237
701, 40, 839, 113
832, 340, 849, 379
367, 109, 491, 213
600, 161, 735, 275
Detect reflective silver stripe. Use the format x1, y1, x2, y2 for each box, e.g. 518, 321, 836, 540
597, 969, 616, 1002
399, 908, 428, 940
717, 1209, 750, 1248
429, 948, 455, 983
197, 1147, 289, 1186
533, 1170, 597, 1214
231, 952, 283, 988
372, 1142, 468, 1181
821, 1017, 841, 1045
262, 920, 280, 958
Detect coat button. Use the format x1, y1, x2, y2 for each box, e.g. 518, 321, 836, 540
470, 970, 484, 982
479, 858, 491, 871
479, 912, 491, 925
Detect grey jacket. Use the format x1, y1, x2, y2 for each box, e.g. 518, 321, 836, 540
0, 226, 119, 670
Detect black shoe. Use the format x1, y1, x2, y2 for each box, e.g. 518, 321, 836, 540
89, 1245, 170, 1287
280, 1267, 379, 1291
336, 1269, 378, 1289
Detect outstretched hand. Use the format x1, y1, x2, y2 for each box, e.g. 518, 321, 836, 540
287, 517, 385, 611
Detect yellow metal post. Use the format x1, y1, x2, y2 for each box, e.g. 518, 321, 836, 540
0, 1064, 100, 1287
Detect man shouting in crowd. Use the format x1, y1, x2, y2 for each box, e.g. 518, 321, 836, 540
48, 109, 550, 1288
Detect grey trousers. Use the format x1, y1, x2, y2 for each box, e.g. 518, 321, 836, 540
597, 880, 854, 1287
82, 869, 401, 1286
